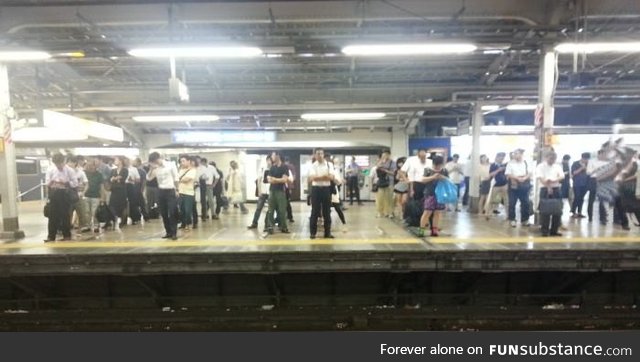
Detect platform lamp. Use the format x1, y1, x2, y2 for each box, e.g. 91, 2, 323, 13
0, 50, 52, 240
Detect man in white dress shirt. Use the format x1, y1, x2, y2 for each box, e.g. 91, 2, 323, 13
146, 152, 179, 240
308, 148, 335, 239
536, 151, 565, 236
45, 153, 79, 242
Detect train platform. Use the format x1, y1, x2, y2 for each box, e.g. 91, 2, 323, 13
1, 201, 640, 275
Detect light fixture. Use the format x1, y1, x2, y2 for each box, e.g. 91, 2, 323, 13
0, 51, 51, 61
342, 43, 477, 56
128, 47, 263, 58
300, 112, 386, 121
12, 127, 88, 142
506, 104, 537, 111
555, 42, 640, 54
133, 115, 220, 123
481, 105, 501, 112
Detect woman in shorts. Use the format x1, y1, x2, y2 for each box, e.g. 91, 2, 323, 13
419, 155, 449, 237
393, 157, 408, 218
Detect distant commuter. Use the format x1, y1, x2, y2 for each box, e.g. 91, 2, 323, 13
284, 157, 296, 223
445, 154, 463, 212
147, 152, 179, 240
536, 152, 564, 237
393, 157, 408, 218
478, 154, 491, 215
211, 161, 224, 219
44, 153, 78, 242
375, 149, 395, 218
84, 159, 104, 233
228, 160, 249, 214
345, 156, 362, 206
177, 155, 197, 230
125, 157, 142, 225
399, 148, 432, 201
249, 155, 272, 230
419, 155, 449, 237
570, 152, 590, 219
487, 152, 508, 216
109, 156, 129, 229
308, 148, 335, 239
505, 148, 532, 228
265, 151, 290, 234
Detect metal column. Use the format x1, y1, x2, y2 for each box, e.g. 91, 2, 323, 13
0, 63, 25, 240
468, 104, 483, 213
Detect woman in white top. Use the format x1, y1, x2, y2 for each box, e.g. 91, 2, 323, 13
329, 157, 347, 231
177, 155, 197, 230
478, 155, 491, 215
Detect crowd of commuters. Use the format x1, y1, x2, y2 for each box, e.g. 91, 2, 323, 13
44, 140, 640, 242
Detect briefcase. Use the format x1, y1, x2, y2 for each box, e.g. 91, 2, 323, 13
539, 198, 563, 216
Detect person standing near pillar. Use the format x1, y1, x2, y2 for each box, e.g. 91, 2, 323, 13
570, 152, 590, 219
265, 151, 290, 235
147, 152, 179, 240
487, 152, 508, 217
133, 158, 149, 222
249, 155, 272, 230
308, 148, 335, 239
399, 148, 432, 201
284, 157, 296, 224
345, 156, 362, 206
505, 149, 532, 228
200, 158, 218, 220
228, 160, 249, 214
445, 154, 464, 212
536, 152, 565, 237
44, 153, 79, 242
109, 156, 129, 229
125, 158, 142, 225
462, 155, 472, 207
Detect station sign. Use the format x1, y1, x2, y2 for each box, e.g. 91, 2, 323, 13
171, 131, 276, 144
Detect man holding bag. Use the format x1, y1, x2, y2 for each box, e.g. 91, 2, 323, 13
536, 151, 565, 237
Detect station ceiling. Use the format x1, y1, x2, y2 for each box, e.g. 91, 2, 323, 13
1, 0, 640, 145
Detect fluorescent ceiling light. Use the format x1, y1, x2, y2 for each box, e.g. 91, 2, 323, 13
481, 105, 501, 112
301, 112, 386, 121
128, 47, 263, 58
0, 51, 51, 61
342, 43, 477, 56
506, 104, 537, 111
555, 42, 640, 54
13, 127, 88, 142
133, 115, 220, 123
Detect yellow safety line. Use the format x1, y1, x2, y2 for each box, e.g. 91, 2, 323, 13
0, 238, 422, 250
431, 236, 640, 244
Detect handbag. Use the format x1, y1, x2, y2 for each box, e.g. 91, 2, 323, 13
539, 198, 563, 215
43, 201, 50, 218
435, 179, 459, 204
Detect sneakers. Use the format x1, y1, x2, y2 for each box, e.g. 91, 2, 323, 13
521, 222, 531, 227
247, 224, 258, 229
510, 221, 517, 228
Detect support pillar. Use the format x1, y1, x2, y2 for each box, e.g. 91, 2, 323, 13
0, 63, 25, 240
532, 49, 557, 224
390, 129, 408, 160
468, 104, 483, 213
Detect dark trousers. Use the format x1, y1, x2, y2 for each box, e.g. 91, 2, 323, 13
462, 176, 471, 206
48, 189, 72, 240
286, 188, 294, 221
199, 180, 208, 217
179, 194, 195, 226
332, 203, 346, 224
146, 186, 159, 217
126, 184, 141, 223
213, 190, 223, 216
587, 178, 597, 221
412, 182, 426, 201
310, 186, 332, 237
508, 187, 530, 222
251, 194, 269, 227
571, 185, 588, 215
158, 189, 178, 237
137, 187, 149, 221
539, 187, 561, 236
614, 196, 629, 228
347, 176, 360, 204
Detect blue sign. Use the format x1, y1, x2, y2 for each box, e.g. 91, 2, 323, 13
171, 131, 276, 144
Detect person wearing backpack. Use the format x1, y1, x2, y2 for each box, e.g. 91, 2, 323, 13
505, 148, 533, 228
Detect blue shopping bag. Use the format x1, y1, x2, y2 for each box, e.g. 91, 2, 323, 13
435, 179, 458, 204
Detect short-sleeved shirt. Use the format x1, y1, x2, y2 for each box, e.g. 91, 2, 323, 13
535, 162, 564, 188
309, 161, 334, 187
490, 162, 508, 187
401, 156, 433, 182
85, 171, 104, 198
505, 160, 531, 178
571, 161, 589, 187
178, 168, 197, 195
424, 168, 449, 197
445, 161, 464, 184
269, 164, 289, 192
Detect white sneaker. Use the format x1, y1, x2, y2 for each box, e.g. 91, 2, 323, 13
510, 221, 517, 228
341, 225, 348, 233
521, 222, 531, 227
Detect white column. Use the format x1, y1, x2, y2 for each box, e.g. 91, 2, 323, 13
390, 129, 408, 159
468, 104, 483, 213
0, 63, 25, 240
